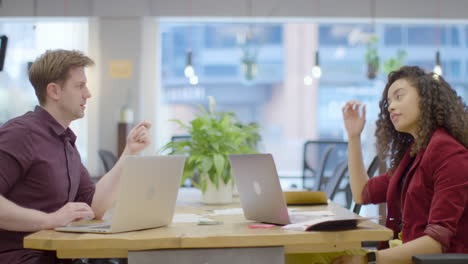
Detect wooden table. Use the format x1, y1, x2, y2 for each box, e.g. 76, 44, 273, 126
24, 188, 392, 264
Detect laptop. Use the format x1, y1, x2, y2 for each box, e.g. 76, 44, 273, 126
229, 154, 368, 228
55, 155, 186, 233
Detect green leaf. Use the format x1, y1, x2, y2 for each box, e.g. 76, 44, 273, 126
199, 156, 213, 173
199, 174, 207, 193
169, 119, 190, 130
213, 154, 225, 176
196, 104, 209, 116
222, 167, 231, 185
208, 171, 217, 189
211, 142, 220, 152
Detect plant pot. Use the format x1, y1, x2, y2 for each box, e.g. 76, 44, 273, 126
203, 178, 233, 205
232, 180, 239, 197
367, 62, 378, 80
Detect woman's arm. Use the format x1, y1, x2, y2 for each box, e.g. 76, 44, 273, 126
331, 235, 442, 264
376, 235, 442, 264
347, 136, 369, 204
342, 101, 370, 204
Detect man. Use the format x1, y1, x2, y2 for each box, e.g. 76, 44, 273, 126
0, 49, 151, 264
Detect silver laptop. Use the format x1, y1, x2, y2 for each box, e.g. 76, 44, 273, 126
230, 153, 335, 225
55, 155, 186, 233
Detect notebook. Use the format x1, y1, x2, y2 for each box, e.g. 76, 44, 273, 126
55, 155, 185, 233
229, 153, 373, 229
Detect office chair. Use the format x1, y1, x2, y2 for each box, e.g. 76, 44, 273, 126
98, 150, 118, 173
302, 140, 347, 190
325, 159, 348, 200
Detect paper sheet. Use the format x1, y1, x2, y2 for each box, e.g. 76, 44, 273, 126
173, 213, 213, 223
290, 210, 335, 216
282, 216, 337, 231
207, 208, 244, 216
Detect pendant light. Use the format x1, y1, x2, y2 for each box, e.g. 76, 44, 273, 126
432, 0, 443, 76
185, 0, 198, 85
304, 0, 321, 85
312, 51, 322, 78
433, 50, 442, 76
184, 50, 195, 78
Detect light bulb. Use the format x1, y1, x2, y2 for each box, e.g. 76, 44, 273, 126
189, 75, 199, 85
433, 65, 442, 76
304, 75, 313, 86
184, 65, 194, 78
312, 65, 322, 78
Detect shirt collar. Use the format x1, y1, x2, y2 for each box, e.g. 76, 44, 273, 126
34, 106, 77, 144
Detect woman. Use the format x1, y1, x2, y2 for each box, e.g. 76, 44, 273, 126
332, 66, 468, 264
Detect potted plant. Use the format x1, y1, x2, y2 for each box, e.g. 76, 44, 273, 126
382, 49, 407, 75
163, 96, 260, 204
365, 35, 379, 80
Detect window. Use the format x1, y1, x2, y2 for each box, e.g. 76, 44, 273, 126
204, 25, 237, 48
384, 25, 402, 45
204, 65, 237, 76
450, 26, 459, 46
408, 26, 438, 45
159, 21, 468, 191
465, 26, 468, 46
407, 25, 459, 47
320, 25, 350, 46
449, 60, 461, 78
0, 19, 89, 163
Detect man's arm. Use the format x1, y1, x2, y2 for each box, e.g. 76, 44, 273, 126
0, 123, 95, 232
91, 121, 151, 219
0, 195, 95, 232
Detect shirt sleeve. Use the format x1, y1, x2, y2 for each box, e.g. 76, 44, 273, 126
0, 122, 34, 195
424, 155, 468, 252
361, 173, 390, 204
74, 164, 96, 206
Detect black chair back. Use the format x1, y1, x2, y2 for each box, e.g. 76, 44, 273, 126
302, 140, 347, 190
314, 144, 336, 191
98, 150, 118, 173
325, 159, 348, 200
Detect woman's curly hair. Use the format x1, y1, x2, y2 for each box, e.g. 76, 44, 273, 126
375, 66, 468, 172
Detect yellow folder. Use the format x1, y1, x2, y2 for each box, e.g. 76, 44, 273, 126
283, 191, 328, 205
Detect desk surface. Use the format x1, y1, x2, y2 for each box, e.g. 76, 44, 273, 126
24, 189, 392, 259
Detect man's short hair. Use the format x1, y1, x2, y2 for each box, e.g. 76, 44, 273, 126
28, 49, 94, 105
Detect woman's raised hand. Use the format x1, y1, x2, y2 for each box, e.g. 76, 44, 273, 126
342, 101, 366, 139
